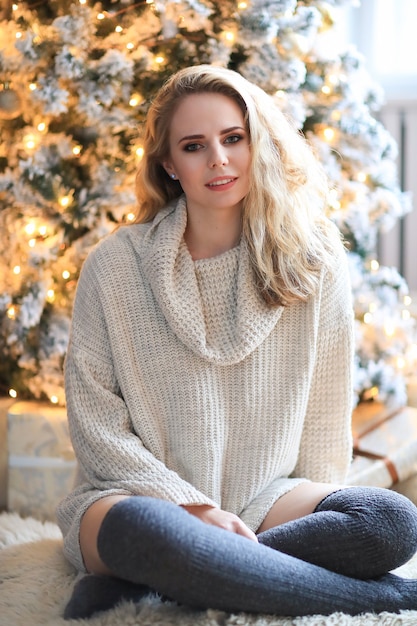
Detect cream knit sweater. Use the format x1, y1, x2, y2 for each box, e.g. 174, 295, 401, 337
57, 196, 354, 572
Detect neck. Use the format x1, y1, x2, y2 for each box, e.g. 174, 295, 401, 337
184, 207, 242, 261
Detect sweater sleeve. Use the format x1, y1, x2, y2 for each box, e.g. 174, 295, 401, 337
64, 252, 217, 508
291, 246, 355, 484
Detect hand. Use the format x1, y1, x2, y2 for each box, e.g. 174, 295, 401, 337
181, 504, 258, 542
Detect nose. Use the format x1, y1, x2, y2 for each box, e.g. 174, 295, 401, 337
208, 142, 229, 168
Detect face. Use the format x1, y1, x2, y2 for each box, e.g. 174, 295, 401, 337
163, 92, 251, 218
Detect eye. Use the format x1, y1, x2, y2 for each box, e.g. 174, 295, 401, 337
224, 134, 244, 144
183, 142, 203, 152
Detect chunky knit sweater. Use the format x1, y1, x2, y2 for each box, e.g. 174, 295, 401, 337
57, 196, 354, 572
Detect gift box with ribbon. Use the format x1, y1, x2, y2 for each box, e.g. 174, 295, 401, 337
7, 401, 76, 521
347, 401, 417, 499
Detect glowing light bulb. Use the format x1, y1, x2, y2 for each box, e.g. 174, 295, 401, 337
321, 85, 331, 95
363, 312, 372, 324
404, 295, 412, 306
12, 3, 18, 10
29, 83, 37, 91
25, 223, 36, 235
97, 12, 105, 20
59, 196, 71, 208
79, 0, 87, 4
384, 321, 395, 337
50, 395, 59, 404
28, 239, 36, 247
47, 289, 55, 302
126, 212, 136, 222
37, 122, 46, 132
126, 42, 135, 50
115, 25, 123, 33
24, 134, 37, 150
136, 146, 144, 159
357, 171, 367, 183
238, 1, 248, 8
9, 389, 17, 399
72, 145, 82, 155
7, 306, 16, 319
15, 31, 22, 39
323, 127, 335, 142
38, 225, 47, 236
13, 265, 21, 275
397, 356, 406, 369
370, 259, 379, 272
62, 270, 71, 280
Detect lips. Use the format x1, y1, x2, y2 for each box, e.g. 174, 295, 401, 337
206, 176, 237, 188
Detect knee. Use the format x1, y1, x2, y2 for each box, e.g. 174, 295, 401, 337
321, 486, 417, 565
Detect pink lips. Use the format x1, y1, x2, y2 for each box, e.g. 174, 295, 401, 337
205, 176, 237, 190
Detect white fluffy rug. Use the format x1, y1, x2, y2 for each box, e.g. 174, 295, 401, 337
2, 512, 417, 626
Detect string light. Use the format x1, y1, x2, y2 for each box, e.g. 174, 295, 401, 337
25, 223, 36, 236
72, 145, 82, 156
59, 195, 71, 208
384, 321, 396, 337
50, 395, 59, 404
126, 212, 136, 222
135, 146, 144, 159
370, 259, 379, 272
97, 13, 105, 20
322, 127, 335, 142
321, 85, 331, 95
7, 306, 16, 319
9, 389, 17, 399
47, 289, 55, 302
237, 1, 248, 8
363, 312, 372, 324
29, 83, 37, 91
62, 270, 71, 280
13, 265, 21, 275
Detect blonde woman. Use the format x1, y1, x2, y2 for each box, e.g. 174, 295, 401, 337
59, 65, 417, 620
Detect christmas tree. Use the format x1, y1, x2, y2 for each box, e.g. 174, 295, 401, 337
0, 0, 415, 407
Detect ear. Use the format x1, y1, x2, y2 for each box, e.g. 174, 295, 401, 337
162, 159, 175, 178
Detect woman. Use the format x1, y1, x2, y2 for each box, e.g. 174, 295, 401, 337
59, 65, 417, 620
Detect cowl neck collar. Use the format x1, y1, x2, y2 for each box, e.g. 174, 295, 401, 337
139, 196, 282, 364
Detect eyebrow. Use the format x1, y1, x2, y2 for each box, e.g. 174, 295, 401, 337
177, 126, 245, 144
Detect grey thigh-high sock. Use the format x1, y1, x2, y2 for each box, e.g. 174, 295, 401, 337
257, 486, 417, 579
93, 495, 417, 617
64, 574, 152, 620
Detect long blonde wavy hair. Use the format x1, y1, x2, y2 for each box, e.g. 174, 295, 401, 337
135, 64, 343, 307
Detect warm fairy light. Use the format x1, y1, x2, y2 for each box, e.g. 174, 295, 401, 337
323, 127, 335, 142
62, 270, 71, 280
79, 0, 87, 4
15, 31, 22, 39
397, 356, 406, 370
136, 146, 144, 159
37, 122, 46, 132
126, 42, 135, 50
363, 312, 372, 324
72, 145, 82, 155
223, 31, 235, 43
7, 306, 16, 319
47, 289, 55, 302
29, 83, 37, 91
25, 223, 36, 236
321, 85, 331, 95
126, 212, 136, 222
384, 321, 396, 337
12, 3, 18, 9
370, 259, 379, 272
275, 90, 285, 98
50, 395, 59, 404
9, 389, 17, 399
28, 238, 36, 248
115, 25, 123, 33
38, 225, 47, 236
404, 295, 412, 306
154, 54, 165, 64
13, 265, 21, 275
97, 13, 105, 20
357, 171, 367, 183
238, 1, 248, 8
24, 134, 37, 150
129, 94, 143, 107
59, 195, 71, 208
146, 0, 154, 4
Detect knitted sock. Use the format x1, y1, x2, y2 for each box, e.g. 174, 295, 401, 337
92, 495, 417, 617
63, 574, 152, 620
257, 486, 417, 579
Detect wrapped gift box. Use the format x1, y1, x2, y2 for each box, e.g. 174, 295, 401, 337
347, 402, 417, 502
7, 401, 76, 521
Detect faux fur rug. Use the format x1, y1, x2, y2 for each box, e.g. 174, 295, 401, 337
2, 512, 417, 626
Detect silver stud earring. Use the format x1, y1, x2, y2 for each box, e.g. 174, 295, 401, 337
170, 173, 176, 180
